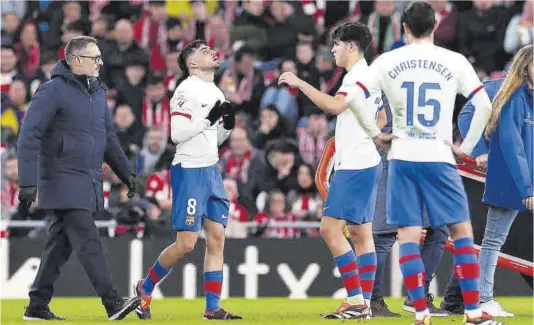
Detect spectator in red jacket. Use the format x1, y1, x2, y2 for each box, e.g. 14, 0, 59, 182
14, 21, 40, 77
134, 0, 168, 73
430, 0, 460, 51
253, 189, 299, 238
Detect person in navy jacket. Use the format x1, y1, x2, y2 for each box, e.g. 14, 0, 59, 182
17, 36, 140, 321
448, 45, 533, 318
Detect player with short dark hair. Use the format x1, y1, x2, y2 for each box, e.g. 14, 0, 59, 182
279, 21, 390, 320
134, 40, 242, 321
356, 2, 505, 325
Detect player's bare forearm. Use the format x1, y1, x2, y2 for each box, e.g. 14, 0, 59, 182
298, 81, 347, 115
278, 72, 346, 115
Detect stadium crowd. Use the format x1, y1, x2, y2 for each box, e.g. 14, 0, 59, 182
1, 0, 532, 239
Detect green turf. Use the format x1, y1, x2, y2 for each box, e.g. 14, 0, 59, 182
1, 297, 533, 325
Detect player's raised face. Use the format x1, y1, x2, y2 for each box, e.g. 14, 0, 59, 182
191, 44, 219, 71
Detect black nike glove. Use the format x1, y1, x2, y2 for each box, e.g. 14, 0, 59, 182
220, 101, 236, 130
127, 174, 136, 198
206, 100, 227, 126
18, 186, 37, 212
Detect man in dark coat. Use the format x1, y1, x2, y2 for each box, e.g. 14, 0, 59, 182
17, 36, 140, 321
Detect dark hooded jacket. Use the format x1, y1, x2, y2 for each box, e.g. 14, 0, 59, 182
17, 60, 132, 211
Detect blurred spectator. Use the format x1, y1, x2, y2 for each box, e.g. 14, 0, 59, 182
116, 196, 173, 238
266, 0, 315, 60
114, 104, 146, 160
29, 51, 57, 96
101, 19, 149, 89
458, 0, 512, 74
224, 178, 249, 238
504, 0, 534, 54
91, 17, 110, 41
316, 46, 345, 97
365, 0, 402, 59
218, 46, 265, 120
252, 105, 289, 149
220, 127, 260, 185
116, 60, 148, 117
1, 1, 26, 19
142, 75, 171, 136
183, 0, 209, 41
46, 1, 90, 51
253, 189, 299, 238
208, 15, 232, 61
429, 0, 460, 51
137, 127, 174, 174
260, 58, 299, 128
302, 0, 365, 39
297, 112, 328, 167
1, 79, 28, 138
287, 164, 322, 220
1, 154, 19, 219
166, 18, 185, 51
57, 20, 86, 61
1, 45, 25, 96
245, 138, 301, 214
1, 12, 20, 46
134, 0, 168, 73
14, 20, 41, 77
163, 49, 183, 98
230, 0, 269, 58
295, 41, 321, 117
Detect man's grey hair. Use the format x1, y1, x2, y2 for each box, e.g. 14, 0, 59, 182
64, 36, 97, 64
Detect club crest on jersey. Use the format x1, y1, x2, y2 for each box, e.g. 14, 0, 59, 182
186, 215, 195, 226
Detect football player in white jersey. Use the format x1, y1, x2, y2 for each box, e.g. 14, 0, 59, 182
133, 40, 242, 321
279, 22, 390, 320
355, 2, 504, 325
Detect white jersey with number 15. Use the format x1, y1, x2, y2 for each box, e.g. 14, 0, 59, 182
361, 41, 490, 164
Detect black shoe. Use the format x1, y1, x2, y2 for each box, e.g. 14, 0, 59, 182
370, 297, 401, 317
106, 296, 141, 320
440, 298, 465, 315
134, 280, 151, 320
203, 308, 243, 320
403, 294, 449, 317
23, 306, 65, 320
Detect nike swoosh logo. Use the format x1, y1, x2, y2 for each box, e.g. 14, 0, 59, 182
202, 104, 208, 107
221, 214, 228, 219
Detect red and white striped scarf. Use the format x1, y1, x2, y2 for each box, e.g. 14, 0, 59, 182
302, 0, 361, 28
142, 98, 171, 136
224, 149, 253, 184
298, 126, 328, 166
255, 213, 300, 239
0, 70, 17, 93
320, 67, 343, 94
15, 43, 40, 77
137, 11, 168, 54
145, 170, 171, 201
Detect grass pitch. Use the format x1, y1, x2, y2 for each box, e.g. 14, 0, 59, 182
1, 297, 533, 325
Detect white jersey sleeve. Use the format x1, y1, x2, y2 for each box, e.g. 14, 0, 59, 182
170, 89, 210, 144
341, 74, 382, 138
457, 56, 492, 155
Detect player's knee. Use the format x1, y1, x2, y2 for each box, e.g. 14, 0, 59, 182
175, 236, 197, 254
320, 223, 340, 241
206, 230, 225, 252
348, 226, 371, 245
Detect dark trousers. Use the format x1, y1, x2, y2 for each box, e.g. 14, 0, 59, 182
372, 227, 448, 299
28, 209, 119, 308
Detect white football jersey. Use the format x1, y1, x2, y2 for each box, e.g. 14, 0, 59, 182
363, 41, 487, 164
334, 59, 382, 170
170, 75, 231, 168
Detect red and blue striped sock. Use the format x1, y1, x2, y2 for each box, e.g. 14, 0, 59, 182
204, 270, 223, 312
399, 242, 428, 319
334, 250, 363, 304
141, 260, 171, 295
357, 252, 377, 303
454, 237, 482, 318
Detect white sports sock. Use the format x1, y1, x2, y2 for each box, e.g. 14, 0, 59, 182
346, 294, 365, 306
466, 308, 483, 319
415, 308, 430, 321
364, 299, 371, 307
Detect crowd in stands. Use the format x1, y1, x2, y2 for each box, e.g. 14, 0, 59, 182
1, 0, 532, 239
